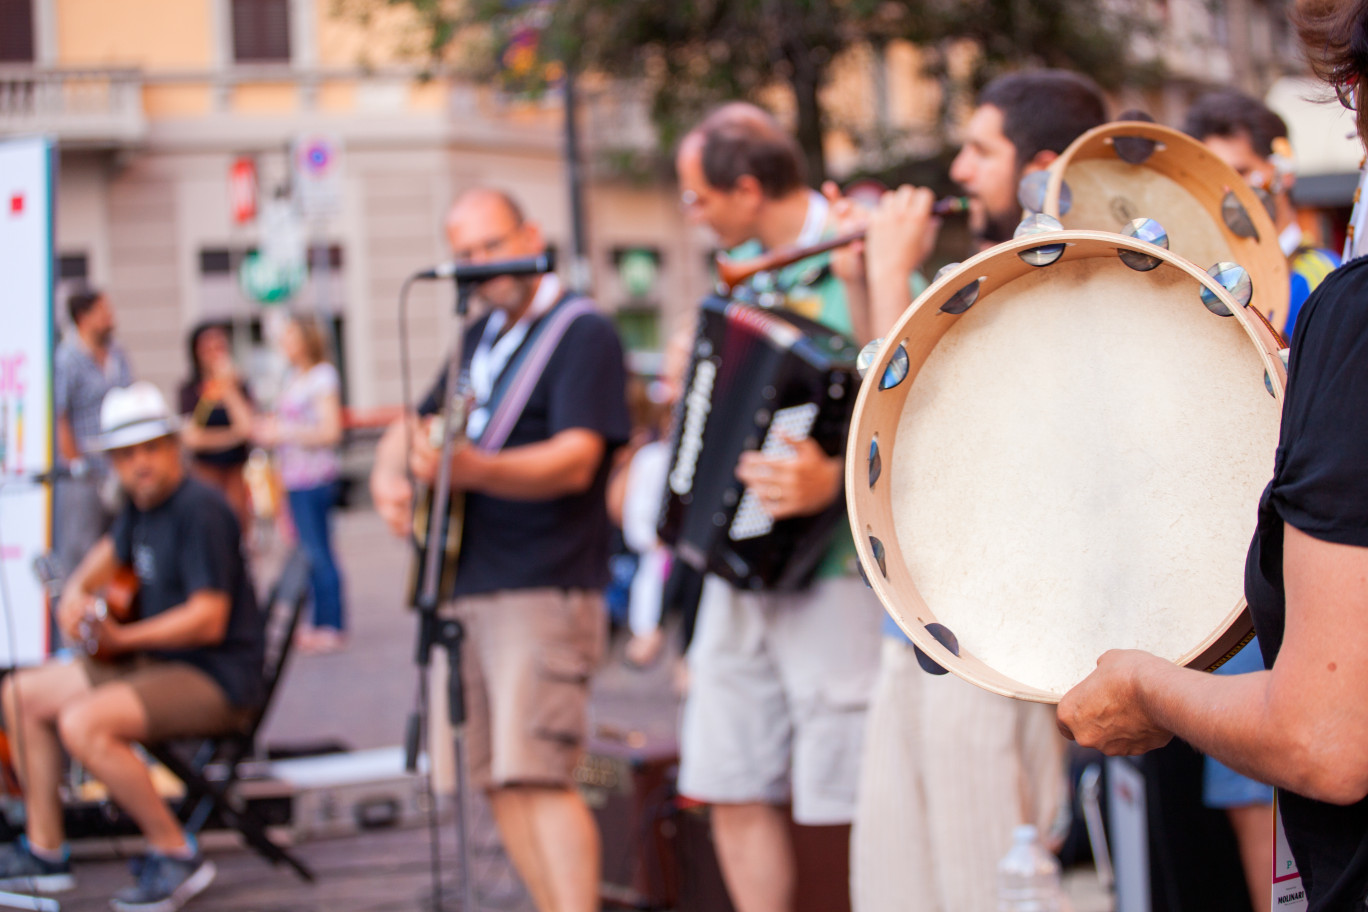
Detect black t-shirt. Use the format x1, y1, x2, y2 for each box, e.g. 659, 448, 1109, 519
111, 477, 264, 708
1245, 256, 1368, 910
418, 298, 630, 597
178, 380, 251, 468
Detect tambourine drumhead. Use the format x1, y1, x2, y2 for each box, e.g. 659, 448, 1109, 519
1040, 122, 1291, 332
847, 231, 1286, 703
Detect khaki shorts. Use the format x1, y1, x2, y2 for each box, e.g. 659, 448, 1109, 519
429, 588, 606, 792
678, 574, 884, 824
82, 656, 248, 742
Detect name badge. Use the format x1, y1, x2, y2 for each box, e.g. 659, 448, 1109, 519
1273, 790, 1307, 910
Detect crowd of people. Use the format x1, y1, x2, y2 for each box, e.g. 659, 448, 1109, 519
2, 0, 1368, 910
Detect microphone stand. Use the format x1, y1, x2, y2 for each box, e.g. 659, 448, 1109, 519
409, 278, 479, 912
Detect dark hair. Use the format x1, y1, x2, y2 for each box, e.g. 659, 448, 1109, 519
186, 320, 231, 385
693, 104, 806, 198
67, 288, 104, 327
1182, 90, 1288, 158
1294, 0, 1368, 141
978, 70, 1108, 168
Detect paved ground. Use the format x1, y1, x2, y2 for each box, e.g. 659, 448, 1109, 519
37, 503, 1111, 911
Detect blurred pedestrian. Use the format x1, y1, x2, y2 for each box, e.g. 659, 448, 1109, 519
53, 288, 133, 576
839, 70, 1104, 912
178, 322, 254, 535
255, 316, 346, 654
1184, 89, 1341, 337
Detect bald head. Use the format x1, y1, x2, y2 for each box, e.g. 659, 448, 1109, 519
446, 187, 525, 236
443, 186, 545, 312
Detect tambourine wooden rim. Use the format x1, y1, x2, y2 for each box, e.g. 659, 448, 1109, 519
846, 229, 1286, 703
1042, 121, 1291, 335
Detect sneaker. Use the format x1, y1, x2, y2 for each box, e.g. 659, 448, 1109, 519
0, 839, 75, 893
109, 852, 216, 912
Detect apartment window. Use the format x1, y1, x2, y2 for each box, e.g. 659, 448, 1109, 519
0, 0, 35, 63
231, 0, 291, 63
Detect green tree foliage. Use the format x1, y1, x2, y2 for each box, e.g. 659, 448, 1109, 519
345, 0, 1159, 179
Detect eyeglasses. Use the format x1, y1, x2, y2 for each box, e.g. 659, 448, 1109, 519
452, 224, 523, 262
1337, 79, 1358, 112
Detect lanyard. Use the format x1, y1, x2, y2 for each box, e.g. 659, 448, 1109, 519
467, 274, 560, 440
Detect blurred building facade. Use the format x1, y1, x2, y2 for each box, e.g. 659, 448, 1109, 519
0, 0, 1339, 410
0, 0, 698, 409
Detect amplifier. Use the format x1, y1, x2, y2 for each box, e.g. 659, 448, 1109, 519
575, 734, 680, 910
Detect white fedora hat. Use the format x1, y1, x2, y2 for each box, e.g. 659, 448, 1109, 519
89, 382, 181, 452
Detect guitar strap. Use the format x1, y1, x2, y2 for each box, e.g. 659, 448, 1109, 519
473, 293, 597, 453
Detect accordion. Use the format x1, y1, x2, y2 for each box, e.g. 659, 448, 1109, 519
658, 295, 861, 592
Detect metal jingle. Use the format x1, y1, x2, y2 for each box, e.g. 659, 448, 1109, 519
880, 343, 910, 390
856, 338, 882, 380
1014, 213, 1066, 267
913, 644, 949, 675
1221, 190, 1260, 239
869, 535, 887, 578
933, 261, 962, 283
1016, 171, 1073, 216
1118, 217, 1170, 272
1112, 131, 1158, 165
1200, 261, 1253, 316
926, 622, 961, 656
913, 622, 961, 675
941, 278, 982, 315
868, 435, 882, 488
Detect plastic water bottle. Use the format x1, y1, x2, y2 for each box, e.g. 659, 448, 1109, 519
997, 823, 1064, 912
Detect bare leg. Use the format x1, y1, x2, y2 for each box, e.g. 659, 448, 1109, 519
57, 683, 187, 853
711, 802, 795, 912
2, 662, 92, 851
489, 785, 600, 912
1226, 804, 1273, 912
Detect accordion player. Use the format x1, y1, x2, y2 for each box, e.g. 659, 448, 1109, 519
658, 270, 863, 633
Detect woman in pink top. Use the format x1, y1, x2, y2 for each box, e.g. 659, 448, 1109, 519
256, 316, 346, 653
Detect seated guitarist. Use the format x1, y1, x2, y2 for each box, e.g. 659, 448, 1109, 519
0, 382, 263, 912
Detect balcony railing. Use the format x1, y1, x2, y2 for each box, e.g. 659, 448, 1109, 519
0, 67, 146, 147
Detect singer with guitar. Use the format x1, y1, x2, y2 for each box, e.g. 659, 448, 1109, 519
0, 383, 263, 912
371, 187, 629, 912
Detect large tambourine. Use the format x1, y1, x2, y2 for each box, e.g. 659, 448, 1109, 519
1022, 121, 1292, 333
847, 228, 1287, 703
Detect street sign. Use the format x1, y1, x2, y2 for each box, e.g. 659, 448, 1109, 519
242, 197, 307, 304
293, 134, 343, 218
229, 157, 257, 225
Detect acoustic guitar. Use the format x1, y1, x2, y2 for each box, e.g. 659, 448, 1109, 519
79, 565, 140, 661
407, 391, 470, 607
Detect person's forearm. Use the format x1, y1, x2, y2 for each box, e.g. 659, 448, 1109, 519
1137, 657, 1357, 803
868, 266, 915, 340
844, 280, 874, 345
458, 434, 603, 501
116, 595, 229, 651
373, 417, 411, 482
66, 538, 116, 599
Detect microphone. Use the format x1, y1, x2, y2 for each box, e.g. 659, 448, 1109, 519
413, 250, 556, 282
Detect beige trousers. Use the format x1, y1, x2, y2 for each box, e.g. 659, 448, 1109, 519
850, 638, 1069, 912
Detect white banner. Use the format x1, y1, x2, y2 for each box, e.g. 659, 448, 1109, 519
0, 136, 56, 667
